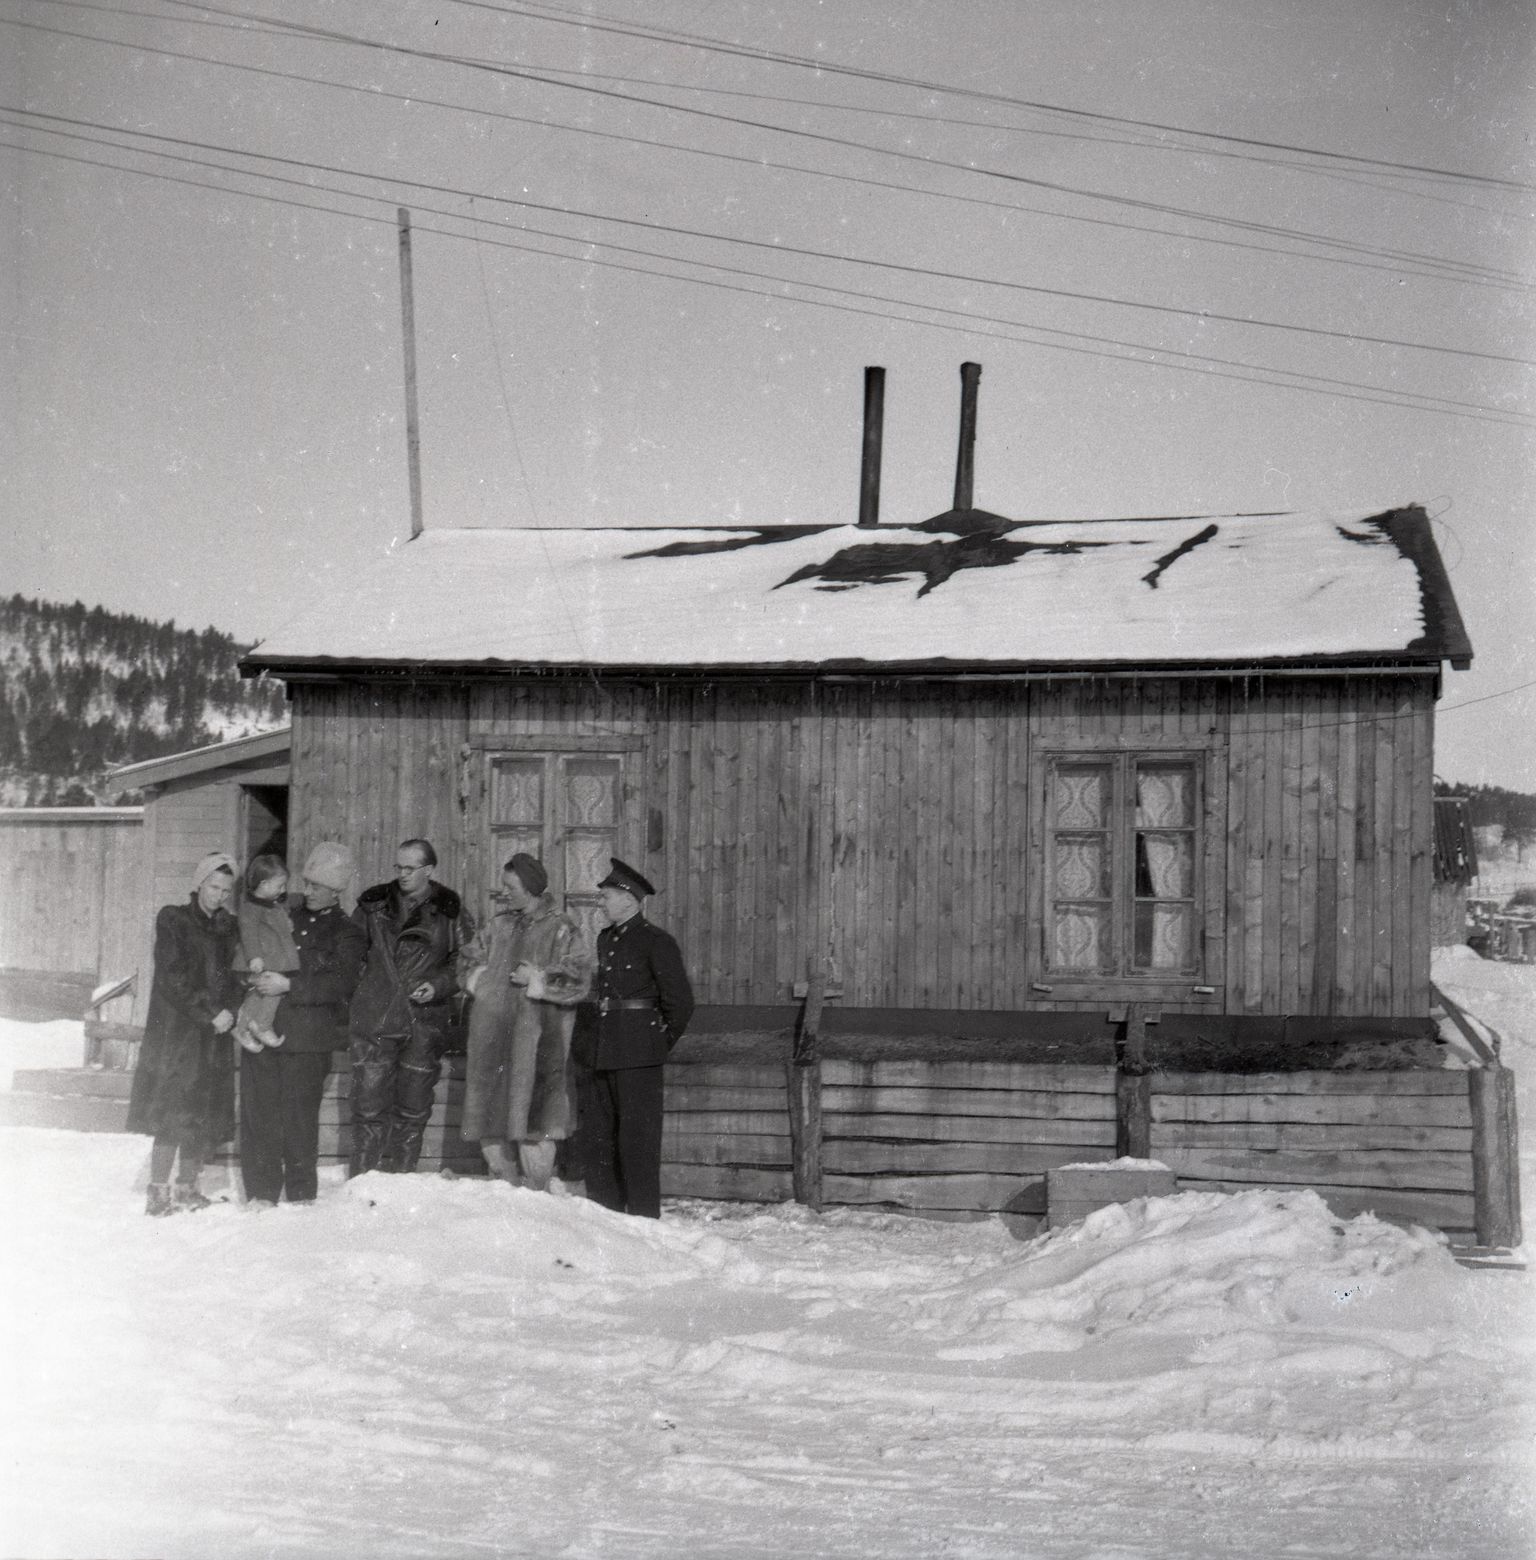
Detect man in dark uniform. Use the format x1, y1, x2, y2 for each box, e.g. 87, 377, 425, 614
579, 857, 694, 1218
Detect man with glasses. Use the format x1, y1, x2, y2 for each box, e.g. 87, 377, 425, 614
347, 838, 474, 1175
243, 842, 366, 1205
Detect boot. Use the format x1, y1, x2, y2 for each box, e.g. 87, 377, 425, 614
145, 1183, 175, 1217
517, 1139, 557, 1192
174, 1183, 212, 1212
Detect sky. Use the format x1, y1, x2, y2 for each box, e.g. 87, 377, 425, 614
4, 0, 1535, 786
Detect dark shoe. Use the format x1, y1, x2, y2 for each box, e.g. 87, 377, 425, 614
174, 1184, 212, 1212
145, 1183, 175, 1217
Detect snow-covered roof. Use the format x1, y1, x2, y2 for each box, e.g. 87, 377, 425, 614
244, 505, 1471, 676
107, 726, 291, 787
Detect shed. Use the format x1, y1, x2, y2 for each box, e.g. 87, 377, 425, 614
108, 727, 291, 1026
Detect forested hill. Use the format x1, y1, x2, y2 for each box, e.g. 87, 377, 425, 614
0, 594, 286, 805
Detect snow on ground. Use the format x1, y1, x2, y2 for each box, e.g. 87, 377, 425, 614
3, 992, 1534, 1560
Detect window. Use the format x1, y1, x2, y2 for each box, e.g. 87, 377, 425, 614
486, 751, 628, 947
1044, 753, 1202, 979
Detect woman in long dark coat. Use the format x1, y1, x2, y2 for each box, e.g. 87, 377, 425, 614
126, 852, 242, 1215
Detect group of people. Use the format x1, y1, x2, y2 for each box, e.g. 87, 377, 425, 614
126, 839, 694, 1220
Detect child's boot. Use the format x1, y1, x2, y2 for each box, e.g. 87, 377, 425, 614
145, 1183, 175, 1217
234, 1023, 263, 1054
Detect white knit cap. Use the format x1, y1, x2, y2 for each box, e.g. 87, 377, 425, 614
189, 851, 237, 892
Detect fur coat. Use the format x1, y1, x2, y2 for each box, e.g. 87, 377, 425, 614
456, 893, 592, 1143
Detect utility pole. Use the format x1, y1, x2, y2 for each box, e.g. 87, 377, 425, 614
398, 207, 423, 540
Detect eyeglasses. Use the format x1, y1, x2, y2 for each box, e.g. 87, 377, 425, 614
395, 862, 428, 875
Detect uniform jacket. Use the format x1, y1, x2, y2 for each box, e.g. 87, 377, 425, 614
272, 902, 367, 1053
583, 914, 694, 1071
126, 897, 242, 1143
457, 893, 592, 1142
349, 879, 473, 1041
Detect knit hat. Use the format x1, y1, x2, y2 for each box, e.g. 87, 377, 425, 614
507, 853, 549, 897
189, 851, 237, 892
302, 841, 356, 893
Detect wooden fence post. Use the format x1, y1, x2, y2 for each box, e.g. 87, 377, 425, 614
1469, 1065, 1522, 1248
788, 969, 827, 1209
1114, 1003, 1157, 1160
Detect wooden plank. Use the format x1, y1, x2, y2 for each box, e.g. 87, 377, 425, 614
1335, 694, 1359, 1012
1159, 1147, 1473, 1192
823, 1139, 1114, 1176
1371, 683, 1395, 1013
661, 1109, 796, 1135
1153, 1120, 1473, 1153
1261, 682, 1284, 1010
787, 1058, 822, 1208
1279, 684, 1303, 1012
820, 1059, 1115, 1091
1312, 682, 1339, 1014
1177, 1178, 1476, 1232
662, 1084, 794, 1113
661, 1132, 792, 1166
660, 1164, 793, 1202
1223, 688, 1250, 1013
824, 1112, 1116, 1147
822, 1085, 1116, 1121
1470, 1067, 1523, 1247
1152, 1093, 1471, 1128
1153, 1069, 1468, 1095
822, 1171, 1043, 1212
668, 1063, 794, 1089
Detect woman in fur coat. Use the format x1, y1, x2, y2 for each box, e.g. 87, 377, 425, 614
457, 854, 592, 1189
125, 852, 242, 1214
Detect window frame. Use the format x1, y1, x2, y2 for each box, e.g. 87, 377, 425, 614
1029, 738, 1223, 1003
466, 736, 643, 940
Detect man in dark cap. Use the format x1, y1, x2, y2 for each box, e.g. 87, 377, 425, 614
578, 857, 694, 1218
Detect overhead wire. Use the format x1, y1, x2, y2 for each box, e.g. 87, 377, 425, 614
31, 0, 1524, 218
4, 122, 1528, 430
117, 0, 1533, 289
8, 11, 1526, 296
446, 0, 1536, 193
9, 103, 1531, 374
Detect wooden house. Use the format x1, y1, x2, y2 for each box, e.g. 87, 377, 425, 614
237, 493, 1525, 1243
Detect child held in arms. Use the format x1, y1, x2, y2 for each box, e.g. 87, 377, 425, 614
231, 854, 300, 1052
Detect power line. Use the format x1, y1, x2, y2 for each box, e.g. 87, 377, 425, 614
10, 103, 1531, 372
9, 11, 1525, 297
447, 0, 1536, 194
1439, 678, 1536, 715
6, 126, 1528, 430
124, 1, 1534, 290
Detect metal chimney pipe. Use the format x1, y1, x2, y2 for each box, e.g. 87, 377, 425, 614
953, 361, 981, 511
858, 366, 885, 528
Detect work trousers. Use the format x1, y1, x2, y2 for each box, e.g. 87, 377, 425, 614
349, 1028, 440, 1174
579, 1065, 665, 1218
239, 1048, 332, 1203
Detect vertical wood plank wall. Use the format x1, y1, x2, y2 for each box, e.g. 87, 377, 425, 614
288, 671, 1438, 1019
0, 812, 144, 998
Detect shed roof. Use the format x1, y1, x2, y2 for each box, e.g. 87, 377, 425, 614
243, 505, 1471, 677
107, 726, 291, 788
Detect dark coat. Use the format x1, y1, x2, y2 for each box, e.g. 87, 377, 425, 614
349, 879, 472, 1042
126, 897, 242, 1143
272, 902, 367, 1052
582, 914, 694, 1070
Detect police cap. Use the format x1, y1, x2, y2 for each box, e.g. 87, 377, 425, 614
596, 857, 657, 899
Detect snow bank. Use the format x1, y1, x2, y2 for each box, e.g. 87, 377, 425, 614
0, 1017, 83, 1087
2, 1113, 1531, 1559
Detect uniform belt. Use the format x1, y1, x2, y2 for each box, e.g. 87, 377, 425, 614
596, 997, 659, 1014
